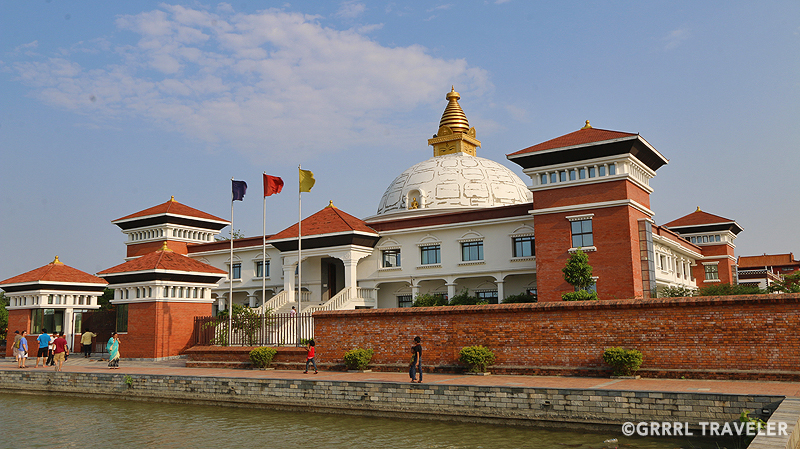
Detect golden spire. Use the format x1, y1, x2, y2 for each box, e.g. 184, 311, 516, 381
582, 120, 592, 129
439, 87, 469, 134
428, 87, 480, 157
160, 242, 173, 252
52, 256, 64, 265
170, 196, 175, 202
327, 200, 337, 209
696, 206, 701, 212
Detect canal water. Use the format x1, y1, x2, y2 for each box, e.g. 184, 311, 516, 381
0, 393, 741, 448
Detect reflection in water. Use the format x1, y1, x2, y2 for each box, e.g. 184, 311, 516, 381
0, 393, 738, 448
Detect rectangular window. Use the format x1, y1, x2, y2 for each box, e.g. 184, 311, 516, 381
231, 263, 241, 279
588, 167, 596, 178
461, 241, 484, 261
397, 295, 412, 308
579, 168, 586, 179
702, 236, 708, 243
704, 265, 719, 280
691, 236, 696, 243
476, 290, 499, 304
540, 174, 547, 185
116, 304, 129, 333
31, 309, 64, 335
715, 235, 721, 242
550, 173, 557, 183
420, 245, 441, 265
382, 249, 401, 268
513, 236, 535, 257
609, 164, 616, 175
48, 294, 53, 305
569, 170, 576, 181
599, 165, 606, 176
571, 219, 593, 248
560, 171, 567, 182
256, 260, 270, 277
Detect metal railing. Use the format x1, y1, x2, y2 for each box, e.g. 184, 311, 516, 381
193, 312, 314, 347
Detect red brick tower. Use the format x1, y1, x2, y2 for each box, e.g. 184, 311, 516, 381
663, 208, 743, 287
507, 121, 669, 301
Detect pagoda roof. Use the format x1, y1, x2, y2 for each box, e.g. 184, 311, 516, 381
0, 256, 108, 289
508, 126, 638, 156
269, 203, 378, 242
738, 253, 799, 269
113, 197, 229, 229
663, 208, 743, 235
98, 248, 226, 276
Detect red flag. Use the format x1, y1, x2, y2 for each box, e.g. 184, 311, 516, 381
263, 174, 284, 196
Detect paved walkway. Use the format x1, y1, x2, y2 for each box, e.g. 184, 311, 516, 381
3, 356, 800, 398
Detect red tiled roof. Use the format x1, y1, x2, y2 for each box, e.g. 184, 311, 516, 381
738, 253, 799, 269
508, 127, 638, 156
1, 258, 108, 286
663, 209, 736, 228
269, 205, 378, 241
113, 198, 227, 223
97, 250, 227, 275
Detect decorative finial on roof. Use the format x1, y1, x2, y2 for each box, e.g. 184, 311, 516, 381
327, 200, 336, 209
159, 242, 173, 252
582, 120, 592, 129
696, 206, 701, 212
439, 87, 468, 134
170, 196, 175, 202
52, 255, 64, 265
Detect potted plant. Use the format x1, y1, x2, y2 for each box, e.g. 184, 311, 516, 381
458, 345, 495, 375
343, 348, 374, 372
249, 347, 278, 370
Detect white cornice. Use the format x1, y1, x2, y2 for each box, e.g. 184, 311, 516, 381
529, 199, 654, 218
110, 298, 216, 304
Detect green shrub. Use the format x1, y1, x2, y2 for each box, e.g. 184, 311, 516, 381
458, 345, 496, 373
562, 290, 598, 301
602, 347, 643, 376
411, 293, 448, 307
447, 289, 484, 306
249, 347, 278, 369
658, 286, 696, 298
501, 293, 538, 304
343, 348, 374, 370
698, 283, 764, 296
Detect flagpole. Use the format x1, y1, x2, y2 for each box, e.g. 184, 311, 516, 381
297, 164, 302, 314
229, 177, 234, 346
262, 172, 267, 316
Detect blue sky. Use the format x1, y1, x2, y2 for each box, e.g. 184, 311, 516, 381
1, 1, 798, 281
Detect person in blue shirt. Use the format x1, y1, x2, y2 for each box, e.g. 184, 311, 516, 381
35, 328, 50, 368
17, 331, 28, 368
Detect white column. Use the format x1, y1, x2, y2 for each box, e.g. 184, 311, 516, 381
496, 280, 505, 301
283, 262, 296, 303
446, 283, 456, 300
247, 292, 257, 308
343, 259, 359, 290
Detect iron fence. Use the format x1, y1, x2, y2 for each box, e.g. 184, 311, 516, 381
193, 312, 314, 347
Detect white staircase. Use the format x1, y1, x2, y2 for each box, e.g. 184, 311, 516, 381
304, 286, 377, 312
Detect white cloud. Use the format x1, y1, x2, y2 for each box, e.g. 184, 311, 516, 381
663, 28, 690, 50
10, 6, 489, 162
335, 1, 366, 19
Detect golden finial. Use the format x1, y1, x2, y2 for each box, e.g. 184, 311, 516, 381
327, 200, 336, 209
160, 242, 173, 252
52, 256, 64, 265
170, 196, 175, 202
696, 206, 701, 212
581, 120, 592, 129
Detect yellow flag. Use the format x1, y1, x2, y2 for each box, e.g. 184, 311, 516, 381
299, 168, 315, 192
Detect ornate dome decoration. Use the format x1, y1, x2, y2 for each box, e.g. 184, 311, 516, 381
374, 87, 532, 217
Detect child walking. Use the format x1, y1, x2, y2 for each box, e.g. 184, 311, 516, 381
303, 340, 318, 374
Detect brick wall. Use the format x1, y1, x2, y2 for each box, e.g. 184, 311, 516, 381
314, 294, 800, 380
123, 301, 212, 359
4, 310, 31, 357
533, 205, 647, 302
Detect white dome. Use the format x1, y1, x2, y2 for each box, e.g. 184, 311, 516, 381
376, 153, 532, 216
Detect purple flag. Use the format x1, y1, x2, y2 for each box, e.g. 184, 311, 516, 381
232, 180, 247, 201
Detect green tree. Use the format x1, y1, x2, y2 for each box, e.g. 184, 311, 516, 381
411, 293, 448, 307
767, 271, 800, 294
215, 229, 246, 241
447, 289, 485, 306
658, 286, 696, 298
698, 283, 764, 296
562, 249, 597, 300
0, 292, 8, 339
98, 288, 115, 311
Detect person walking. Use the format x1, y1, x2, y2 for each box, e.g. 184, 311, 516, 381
35, 328, 50, 368
409, 336, 422, 383
107, 333, 120, 369
46, 332, 56, 366
53, 333, 69, 372
80, 329, 96, 358
16, 331, 28, 368
303, 339, 317, 374
11, 330, 20, 361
